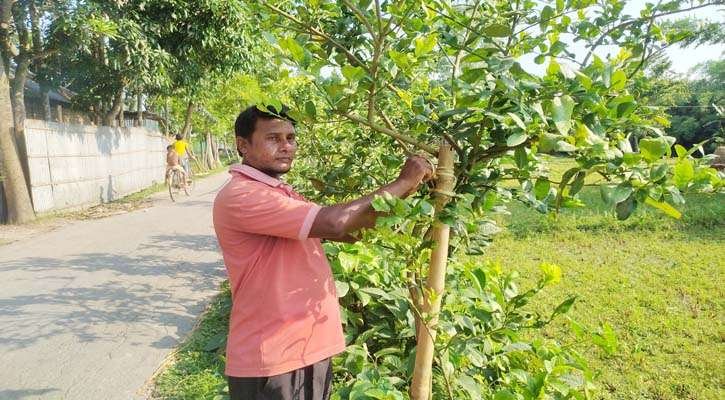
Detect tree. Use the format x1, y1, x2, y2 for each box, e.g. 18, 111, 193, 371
135, 0, 261, 138
0, 56, 34, 223
255, 0, 724, 398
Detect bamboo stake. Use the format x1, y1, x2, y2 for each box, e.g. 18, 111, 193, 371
410, 141, 456, 400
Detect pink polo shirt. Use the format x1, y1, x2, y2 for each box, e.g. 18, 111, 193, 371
212, 164, 345, 377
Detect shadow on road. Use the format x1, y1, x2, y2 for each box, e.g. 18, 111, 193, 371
0, 389, 60, 399
0, 233, 224, 351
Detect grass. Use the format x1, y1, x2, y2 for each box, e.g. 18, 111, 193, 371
484, 157, 724, 400
150, 157, 724, 400
150, 281, 232, 400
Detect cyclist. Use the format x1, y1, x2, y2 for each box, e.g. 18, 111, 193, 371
173, 133, 196, 181
165, 145, 186, 186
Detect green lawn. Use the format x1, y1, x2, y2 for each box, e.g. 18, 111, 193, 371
151, 158, 724, 400
484, 158, 724, 399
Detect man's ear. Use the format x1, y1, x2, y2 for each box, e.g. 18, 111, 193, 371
236, 136, 248, 156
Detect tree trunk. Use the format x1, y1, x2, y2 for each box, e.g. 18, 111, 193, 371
211, 134, 220, 166
0, 62, 35, 223
104, 87, 124, 127
410, 142, 456, 400
9, 59, 32, 189
204, 131, 215, 169
136, 93, 143, 127
40, 86, 51, 121
181, 100, 194, 138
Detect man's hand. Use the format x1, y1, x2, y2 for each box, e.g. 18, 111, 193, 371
395, 156, 435, 197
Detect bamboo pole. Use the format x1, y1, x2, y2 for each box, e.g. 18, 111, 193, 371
410, 141, 456, 400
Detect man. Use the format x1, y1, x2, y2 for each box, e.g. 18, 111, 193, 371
212, 105, 433, 400
173, 133, 196, 178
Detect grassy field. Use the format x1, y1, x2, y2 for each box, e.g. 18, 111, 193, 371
485, 157, 724, 399
152, 157, 724, 400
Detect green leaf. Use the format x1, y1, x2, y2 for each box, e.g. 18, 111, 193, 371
507, 112, 527, 130
342, 65, 366, 82
575, 70, 592, 90
644, 197, 682, 219
540, 6, 554, 31
551, 95, 575, 135
551, 296, 577, 318
494, 390, 517, 400
673, 159, 694, 189
457, 375, 481, 399
394, 88, 413, 109
547, 58, 561, 76
674, 144, 687, 158
569, 171, 586, 195
471, 268, 487, 292
484, 23, 511, 37
414, 34, 437, 57
203, 332, 227, 351
600, 184, 633, 206
610, 69, 627, 90
338, 252, 359, 272
388, 50, 410, 69
304, 101, 317, 119
616, 101, 636, 118
514, 147, 528, 168
650, 163, 669, 182
532, 102, 548, 126
639, 138, 669, 163
534, 178, 550, 200
615, 195, 636, 220
507, 132, 528, 147
279, 36, 305, 63
335, 280, 350, 297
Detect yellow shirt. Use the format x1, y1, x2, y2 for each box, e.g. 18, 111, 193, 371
173, 140, 189, 157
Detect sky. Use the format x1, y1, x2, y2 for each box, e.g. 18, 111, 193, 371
518, 0, 725, 77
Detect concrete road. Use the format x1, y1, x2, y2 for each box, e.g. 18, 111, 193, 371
0, 172, 231, 400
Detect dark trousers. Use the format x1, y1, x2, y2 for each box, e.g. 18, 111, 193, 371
228, 358, 333, 400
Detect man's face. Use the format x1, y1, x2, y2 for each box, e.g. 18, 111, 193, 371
237, 118, 297, 178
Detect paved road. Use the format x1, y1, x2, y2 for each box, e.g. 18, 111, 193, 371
0, 172, 231, 400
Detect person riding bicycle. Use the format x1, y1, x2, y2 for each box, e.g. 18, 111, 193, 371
173, 133, 196, 180
165, 145, 187, 186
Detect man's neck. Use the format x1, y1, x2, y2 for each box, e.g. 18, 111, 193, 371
242, 161, 283, 179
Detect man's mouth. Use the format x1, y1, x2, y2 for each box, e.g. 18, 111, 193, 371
277, 158, 292, 163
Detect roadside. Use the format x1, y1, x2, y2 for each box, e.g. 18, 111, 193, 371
0, 164, 230, 247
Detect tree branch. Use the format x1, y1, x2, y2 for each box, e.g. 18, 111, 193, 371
582, 1, 722, 65
341, 0, 377, 42
342, 112, 438, 155
262, 1, 371, 74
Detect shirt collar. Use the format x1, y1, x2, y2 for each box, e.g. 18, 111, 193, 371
229, 163, 287, 188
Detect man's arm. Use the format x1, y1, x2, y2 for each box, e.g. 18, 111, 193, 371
309, 156, 433, 240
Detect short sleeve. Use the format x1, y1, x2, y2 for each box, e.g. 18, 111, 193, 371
219, 182, 321, 240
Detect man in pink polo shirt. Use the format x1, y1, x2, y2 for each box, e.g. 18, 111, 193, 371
212, 105, 433, 400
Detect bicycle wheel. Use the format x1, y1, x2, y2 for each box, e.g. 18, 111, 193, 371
168, 170, 181, 202
185, 169, 193, 196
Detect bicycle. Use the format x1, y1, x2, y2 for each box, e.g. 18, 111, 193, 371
168, 168, 189, 202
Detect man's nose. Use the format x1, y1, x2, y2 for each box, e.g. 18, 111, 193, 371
280, 141, 295, 152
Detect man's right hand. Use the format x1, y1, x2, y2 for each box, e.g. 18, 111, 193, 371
396, 156, 435, 196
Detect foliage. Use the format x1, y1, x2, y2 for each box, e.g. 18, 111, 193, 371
246, 1, 725, 398
643, 60, 724, 153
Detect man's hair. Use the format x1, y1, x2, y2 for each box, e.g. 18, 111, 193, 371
166, 145, 173, 150
234, 105, 296, 140
175, 133, 182, 141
